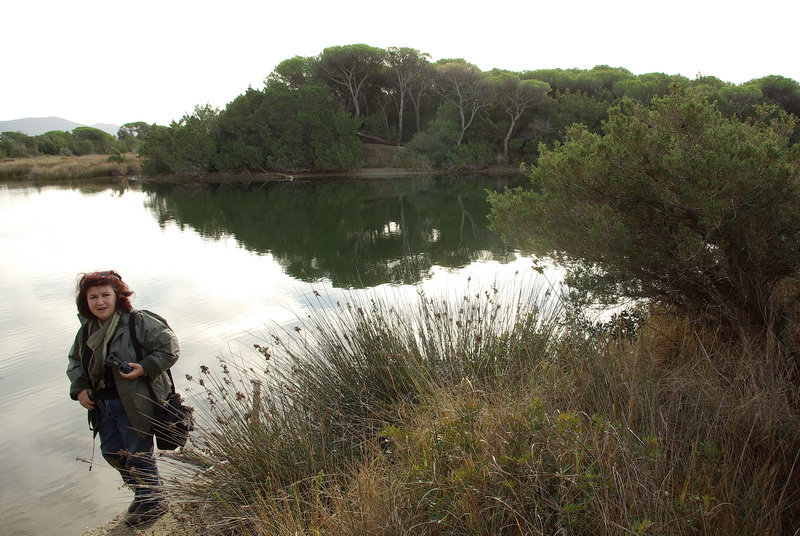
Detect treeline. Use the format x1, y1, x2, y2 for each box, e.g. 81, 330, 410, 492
139, 45, 800, 175
0, 122, 150, 159
4, 44, 800, 175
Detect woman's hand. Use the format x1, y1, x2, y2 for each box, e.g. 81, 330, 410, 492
77, 389, 95, 410
119, 362, 147, 380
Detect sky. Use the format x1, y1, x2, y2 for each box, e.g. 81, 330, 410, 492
3, 0, 798, 128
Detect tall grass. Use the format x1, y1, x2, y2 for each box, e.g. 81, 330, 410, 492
165, 277, 800, 535
0, 154, 141, 180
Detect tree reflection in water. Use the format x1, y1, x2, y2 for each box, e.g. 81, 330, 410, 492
142, 175, 528, 288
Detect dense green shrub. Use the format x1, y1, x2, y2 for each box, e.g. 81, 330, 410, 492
407, 116, 460, 166
445, 142, 495, 171
489, 88, 800, 330
0, 132, 33, 158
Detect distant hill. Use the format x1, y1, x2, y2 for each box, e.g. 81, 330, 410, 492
0, 117, 120, 137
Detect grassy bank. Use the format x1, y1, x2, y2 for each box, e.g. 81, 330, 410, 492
0, 153, 142, 181
0, 146, 520, 184
161, 275, 800, 535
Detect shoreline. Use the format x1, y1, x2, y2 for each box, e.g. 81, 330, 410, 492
0, 153, 525, 184
135, 164, 524, 185
80, 509, 184, 536
69, 160, 521, 536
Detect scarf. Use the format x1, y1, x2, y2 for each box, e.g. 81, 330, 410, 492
85, 312, 121, 386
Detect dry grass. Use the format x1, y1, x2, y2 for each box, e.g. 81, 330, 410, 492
162, 279, 800, 535
0, 154, 141, 181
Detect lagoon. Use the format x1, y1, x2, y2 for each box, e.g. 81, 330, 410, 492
0, 174, 555, 535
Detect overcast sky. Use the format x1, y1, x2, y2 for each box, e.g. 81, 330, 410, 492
4, 0, 798, 127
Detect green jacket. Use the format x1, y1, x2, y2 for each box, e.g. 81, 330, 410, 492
67, 309, 180, 439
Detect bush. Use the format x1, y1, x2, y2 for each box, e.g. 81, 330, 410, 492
407, 117, 460, 167
260, 85, 362, 172
212, 139, 263, 172
488, 87, 800, 331
0, 132, 33, 158
138, 123, 216, 175
444, 142, 494, 171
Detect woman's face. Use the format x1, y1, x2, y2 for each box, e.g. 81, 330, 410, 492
86, 285, 117, 322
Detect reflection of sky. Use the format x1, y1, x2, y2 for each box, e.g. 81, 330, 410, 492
0, 183, 560, 534
0, 185, 334, 534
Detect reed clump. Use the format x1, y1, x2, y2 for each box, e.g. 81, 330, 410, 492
166, 277, 800, 535
0, 154, 141, 180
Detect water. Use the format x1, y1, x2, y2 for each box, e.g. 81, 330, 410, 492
0, 175, 553, 535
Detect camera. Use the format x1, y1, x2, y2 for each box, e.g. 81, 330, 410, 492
106, 352, 134, 374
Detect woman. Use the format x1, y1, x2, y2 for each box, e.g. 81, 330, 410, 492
66, 270, 179, 526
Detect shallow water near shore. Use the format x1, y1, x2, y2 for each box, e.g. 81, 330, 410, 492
0, 175, 556, 535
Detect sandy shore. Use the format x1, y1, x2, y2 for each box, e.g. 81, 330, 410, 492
81, 509, 185, 536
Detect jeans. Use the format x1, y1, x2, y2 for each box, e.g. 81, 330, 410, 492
96, 397, 161, 504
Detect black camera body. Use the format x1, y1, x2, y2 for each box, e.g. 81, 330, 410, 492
106, 352, 134, 374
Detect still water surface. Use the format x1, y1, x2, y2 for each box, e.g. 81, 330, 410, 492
0, 175, 549, 535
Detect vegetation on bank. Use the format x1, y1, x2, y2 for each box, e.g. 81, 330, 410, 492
0, 122, 148, 159
151, 89, 800, 535
0, 146, 433, 182
0, 153, 141, 181
488, 89, 800, 333
3, 44, 800, 177
135, 52, 800, 176
4, 46, 798, 534
164, 277, 799, 535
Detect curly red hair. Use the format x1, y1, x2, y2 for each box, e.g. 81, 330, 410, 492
76, 270, 134, 319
